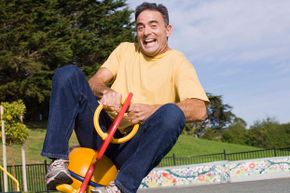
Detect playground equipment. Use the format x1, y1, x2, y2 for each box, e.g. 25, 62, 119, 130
56, 93, 139, 193
0, 165, 20, 192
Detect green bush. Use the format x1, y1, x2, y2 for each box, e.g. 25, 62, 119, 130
222, 125, 247, 145
0, 100, 29, 145
245, 118, 290, 148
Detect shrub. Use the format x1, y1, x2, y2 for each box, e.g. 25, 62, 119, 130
0, 100, 29, 145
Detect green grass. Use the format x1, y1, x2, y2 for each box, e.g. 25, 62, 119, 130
160, 136, 261, 166
168, 135, 260, 157
0, 122, 260, 165
0, 122, 79, 165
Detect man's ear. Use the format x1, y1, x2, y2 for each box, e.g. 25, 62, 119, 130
166, 24, 173, 38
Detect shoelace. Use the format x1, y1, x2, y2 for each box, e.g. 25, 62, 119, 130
49, 159, 69, 169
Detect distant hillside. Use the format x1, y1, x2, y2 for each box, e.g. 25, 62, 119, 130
168, 135, 260, 157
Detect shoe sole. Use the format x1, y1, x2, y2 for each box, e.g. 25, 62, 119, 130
91, 187, 106, 193
47, 171, 73, 190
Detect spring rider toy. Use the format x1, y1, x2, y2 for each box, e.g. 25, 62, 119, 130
56, 93, 139, 193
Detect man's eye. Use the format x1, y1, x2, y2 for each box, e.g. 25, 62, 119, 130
137, 26, 144, 31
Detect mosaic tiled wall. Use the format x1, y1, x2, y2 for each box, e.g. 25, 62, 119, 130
140, 156, 290, 189
228, 156, 290, 182
140, 161, 229, 188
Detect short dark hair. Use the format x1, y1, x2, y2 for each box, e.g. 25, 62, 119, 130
135, 2, 169, 25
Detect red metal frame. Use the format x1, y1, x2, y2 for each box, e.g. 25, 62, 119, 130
79, 93, 133, 193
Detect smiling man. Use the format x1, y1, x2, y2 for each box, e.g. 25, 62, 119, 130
135, 7, 171, 56
42, 2, 209, 193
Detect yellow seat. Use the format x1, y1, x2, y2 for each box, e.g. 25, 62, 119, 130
57, 147, 117, 193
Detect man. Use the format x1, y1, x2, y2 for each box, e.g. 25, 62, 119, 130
41, 2, 209, 193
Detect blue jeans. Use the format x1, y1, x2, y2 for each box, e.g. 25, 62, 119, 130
41, 65, 186, 193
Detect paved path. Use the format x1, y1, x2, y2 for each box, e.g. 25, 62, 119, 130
138, 178, 290, 193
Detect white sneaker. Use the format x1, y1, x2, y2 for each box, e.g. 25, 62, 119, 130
46, 159, 73, 190
91, 181, 121, 193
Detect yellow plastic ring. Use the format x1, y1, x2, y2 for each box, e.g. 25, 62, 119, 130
93, 104, 139, 144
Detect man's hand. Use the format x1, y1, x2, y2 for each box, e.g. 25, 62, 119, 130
100, 89, 122, 112
88, 67, 122, 112
127, 104, 159, 124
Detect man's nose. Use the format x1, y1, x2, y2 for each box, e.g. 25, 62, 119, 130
144, 26, 152, 36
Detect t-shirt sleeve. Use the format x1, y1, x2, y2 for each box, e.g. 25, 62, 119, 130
101, 43, 124, 77
175, 58, 209, 102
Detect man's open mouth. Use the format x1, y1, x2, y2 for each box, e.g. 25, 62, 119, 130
143, 38, 157, 45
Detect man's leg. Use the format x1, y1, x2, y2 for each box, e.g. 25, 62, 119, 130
107, 104, 186, 193
41, 65, 107, 189
41, 65, 103, 158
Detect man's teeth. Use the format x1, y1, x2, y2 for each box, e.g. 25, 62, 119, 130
144, 39, 155, 44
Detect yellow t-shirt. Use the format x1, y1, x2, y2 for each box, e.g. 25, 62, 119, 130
102, 42, 209, 104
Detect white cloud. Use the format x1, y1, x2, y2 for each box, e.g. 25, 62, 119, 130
168, 0, 290, 64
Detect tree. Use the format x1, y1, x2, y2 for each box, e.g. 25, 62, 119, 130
206, 93, 236, 129
0, 0, 134, 119
246, 117, 290, 148
194, 93, 237, 137
221, 117, 247, 144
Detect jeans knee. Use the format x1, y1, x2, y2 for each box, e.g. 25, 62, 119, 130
53, 65, 83, 87
157, 103, 186, 133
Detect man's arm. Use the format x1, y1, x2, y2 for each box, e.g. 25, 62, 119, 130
128, 99, 207, 124
88, 67, 122, 111
177, 98, 207, 122
88, 67, 113, 97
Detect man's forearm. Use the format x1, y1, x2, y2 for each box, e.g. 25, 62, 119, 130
177, 98, 207, 122
88, 79, 111, 98
88, 67, 114, 98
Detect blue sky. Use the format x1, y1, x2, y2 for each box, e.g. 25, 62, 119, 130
126, 0, 290, 126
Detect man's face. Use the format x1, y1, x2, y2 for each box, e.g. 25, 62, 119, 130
136, 10, 172, 57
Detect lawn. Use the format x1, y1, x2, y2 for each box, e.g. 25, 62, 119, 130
168, 135, 260, 157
